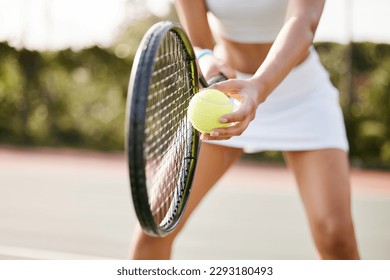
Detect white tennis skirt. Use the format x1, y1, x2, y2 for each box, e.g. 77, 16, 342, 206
206, 48, 349, 153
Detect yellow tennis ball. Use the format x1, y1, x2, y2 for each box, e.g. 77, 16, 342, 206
188, 89, 233, 134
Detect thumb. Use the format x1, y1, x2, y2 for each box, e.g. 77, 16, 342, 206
209, 79, 243, 100
208, 80, 243, 112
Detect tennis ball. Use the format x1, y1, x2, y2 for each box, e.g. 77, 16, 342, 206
188, 89, 233, 134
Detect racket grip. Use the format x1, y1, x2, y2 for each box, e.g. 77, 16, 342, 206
207, 73, 228, 85
199, 73, 228, 88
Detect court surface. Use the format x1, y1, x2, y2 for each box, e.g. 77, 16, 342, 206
0, 147, 389, 260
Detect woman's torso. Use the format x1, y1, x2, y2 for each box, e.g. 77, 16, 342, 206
206, 0, 294, 74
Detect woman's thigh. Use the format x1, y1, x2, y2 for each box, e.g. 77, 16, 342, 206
130, 142, 243, 259
283, 149, 359, 259
173, 142, 243, 232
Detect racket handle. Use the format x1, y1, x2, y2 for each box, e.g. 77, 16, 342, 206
207, 73, 228, 85
199, 73, 228, 88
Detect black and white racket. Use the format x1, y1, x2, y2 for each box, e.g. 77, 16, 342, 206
125, 21, 225, 237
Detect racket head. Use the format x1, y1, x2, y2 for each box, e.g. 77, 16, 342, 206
125, 21, 200, 237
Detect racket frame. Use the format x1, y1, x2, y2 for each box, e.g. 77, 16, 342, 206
125, 21, 200, 236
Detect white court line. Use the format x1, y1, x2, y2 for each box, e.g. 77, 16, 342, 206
0, 244, 113, 260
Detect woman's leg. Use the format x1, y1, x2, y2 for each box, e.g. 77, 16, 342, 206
284, 149, 360, 259
129, 142, 243, 259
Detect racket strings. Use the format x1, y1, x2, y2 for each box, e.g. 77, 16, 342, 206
143, 31, 195, 225
147, 122, 191, 218
147, 89, 191, 222
144, 79, 189, 143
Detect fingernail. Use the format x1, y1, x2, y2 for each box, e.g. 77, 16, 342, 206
210, 131, 219, 137
219, 118, 227, 123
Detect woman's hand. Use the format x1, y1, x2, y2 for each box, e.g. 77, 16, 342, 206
201, 78, 266, 141
197, 52, 236, 81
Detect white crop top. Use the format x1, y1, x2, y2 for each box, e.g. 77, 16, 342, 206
205, 0, 288, 43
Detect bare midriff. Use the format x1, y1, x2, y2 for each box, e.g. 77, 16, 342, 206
217, 36, 308, 74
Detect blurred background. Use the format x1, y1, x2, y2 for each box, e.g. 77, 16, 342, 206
0, 0, 389, 260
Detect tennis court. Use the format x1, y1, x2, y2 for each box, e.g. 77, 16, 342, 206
0, 147, 389, 259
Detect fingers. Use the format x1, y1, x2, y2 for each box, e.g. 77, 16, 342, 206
202, 97, 257, 141
200, 79, 261, 141
201, 123, 248, 141
201, 120, 250, 141
209, 79, 245, 101
218, 65, 236, 79
199, 55, 236, 81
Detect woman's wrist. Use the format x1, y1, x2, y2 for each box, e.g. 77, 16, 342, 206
195, 48, 214, 60
248, 77, 269, 105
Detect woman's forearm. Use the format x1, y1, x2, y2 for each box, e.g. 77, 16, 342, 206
174, 0, 214, 51
251, 0, 325, 103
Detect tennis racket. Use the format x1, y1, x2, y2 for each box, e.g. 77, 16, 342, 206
125, 21, 226, 237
